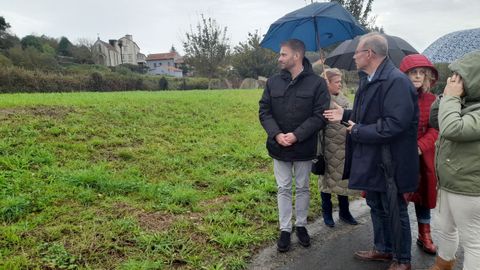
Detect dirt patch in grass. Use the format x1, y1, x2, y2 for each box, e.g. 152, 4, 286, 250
113, 202, 176, 232
199, 195, 231, 208
112, 202, 211, 234
136, 211, 175, 232
189, 230, 209, 245
0, 106, 76, 119
95, 149, 122, 162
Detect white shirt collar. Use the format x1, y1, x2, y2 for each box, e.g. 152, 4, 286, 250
367, 70, 376, 82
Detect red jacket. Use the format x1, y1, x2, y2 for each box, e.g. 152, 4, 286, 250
406, 91, 438, 208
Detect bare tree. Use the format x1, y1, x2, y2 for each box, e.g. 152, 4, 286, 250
76, 38, 94, 50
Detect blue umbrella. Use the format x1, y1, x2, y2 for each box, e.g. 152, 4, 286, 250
260, 2, 366, 53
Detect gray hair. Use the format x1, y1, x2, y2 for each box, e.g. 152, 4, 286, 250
360, 32, 388, 57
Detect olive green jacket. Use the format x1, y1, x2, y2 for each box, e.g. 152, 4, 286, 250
430, 50, 480, 196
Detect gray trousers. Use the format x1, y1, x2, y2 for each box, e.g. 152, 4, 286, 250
273, 159, 312, 232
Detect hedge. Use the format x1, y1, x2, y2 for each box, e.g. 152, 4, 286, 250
0, 65, 221, 93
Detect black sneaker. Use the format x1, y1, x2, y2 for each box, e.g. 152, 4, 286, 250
295, 226, 311, 247
277, 231, 291, 252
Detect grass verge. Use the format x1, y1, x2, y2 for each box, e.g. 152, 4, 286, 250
0, 90, 322, 269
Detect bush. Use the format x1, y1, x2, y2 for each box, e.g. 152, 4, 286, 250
6, 46, 61, 71
112, 65, 134, 76
115, 63, 149, 74
0, 66, 87, 93
0, 53, 12, 66
0, 64, 219, 93
173, 77, 209, 90
64, 64, 110, 75
90, 72, 104, 91
158, 77, 168, 90
134, 78, 144, 90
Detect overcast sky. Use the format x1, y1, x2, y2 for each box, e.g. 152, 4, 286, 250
2, 0, 480, 56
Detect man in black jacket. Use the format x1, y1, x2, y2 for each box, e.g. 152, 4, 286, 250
259, 39, 330, 252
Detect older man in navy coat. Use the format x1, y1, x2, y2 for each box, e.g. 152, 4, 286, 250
324, 33, 419, 270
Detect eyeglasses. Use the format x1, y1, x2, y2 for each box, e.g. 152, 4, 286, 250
354, 49, 369, 55
354, 49, 376, 55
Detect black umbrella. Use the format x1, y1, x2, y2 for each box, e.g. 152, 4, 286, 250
381, 145, 402, 260
325, 34, 418, 70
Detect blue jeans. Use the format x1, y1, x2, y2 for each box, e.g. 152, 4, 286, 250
414, 203, 431, 224
366, 191, 412, 263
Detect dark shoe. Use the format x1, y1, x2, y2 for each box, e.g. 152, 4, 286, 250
338, 195, 358, 225
277, 231, 291, 252
295, 226, 311, 247
354, 250, 393, 262
417, 223, 437, 255
323, 212, 335, 227
321, 192, 335, 227
339, 212, 358, 225
387, 262, 411, 270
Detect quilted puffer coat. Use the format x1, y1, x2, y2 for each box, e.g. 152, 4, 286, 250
319, 92, 359, 196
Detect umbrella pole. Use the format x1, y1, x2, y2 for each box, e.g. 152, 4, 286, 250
313, 16, 327, 79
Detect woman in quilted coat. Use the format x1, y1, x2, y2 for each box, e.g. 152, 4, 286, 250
399, 54, 439, 255
319, 68, 359, 227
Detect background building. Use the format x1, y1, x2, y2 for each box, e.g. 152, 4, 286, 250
92, 34, 146, 67
146, 51, 184, 77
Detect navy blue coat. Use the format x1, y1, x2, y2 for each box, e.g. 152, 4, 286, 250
259, 58, 330, 161
342, 58, 419, 193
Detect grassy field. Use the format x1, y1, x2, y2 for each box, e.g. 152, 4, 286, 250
0, 90, 324, 269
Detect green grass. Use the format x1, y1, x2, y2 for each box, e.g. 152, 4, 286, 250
0, 90, 323, 269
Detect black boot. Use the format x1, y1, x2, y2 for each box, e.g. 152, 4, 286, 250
277, 231, 291, 252
338, 195, 358, 225
321, 192, 334, 227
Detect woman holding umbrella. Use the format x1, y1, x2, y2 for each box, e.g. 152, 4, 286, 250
319, 68, 359, 227
399, 54, 439, 255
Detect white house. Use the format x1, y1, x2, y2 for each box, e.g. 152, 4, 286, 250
118, 34, 144, 65
92, 34, 146, 67
146, 52, 183, 77
92, 39, 121, 66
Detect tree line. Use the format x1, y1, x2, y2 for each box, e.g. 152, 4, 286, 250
182, 0, 381, 78
1, 0, 380, 91
0, 17, 95, 72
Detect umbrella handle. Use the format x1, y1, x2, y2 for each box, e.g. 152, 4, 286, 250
313, 16, 328, 80
320, 54, 327, 80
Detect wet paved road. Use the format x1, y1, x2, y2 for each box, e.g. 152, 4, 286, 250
249, 199, 463, 270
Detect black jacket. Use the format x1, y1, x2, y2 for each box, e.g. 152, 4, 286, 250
259, 58, 330, 161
